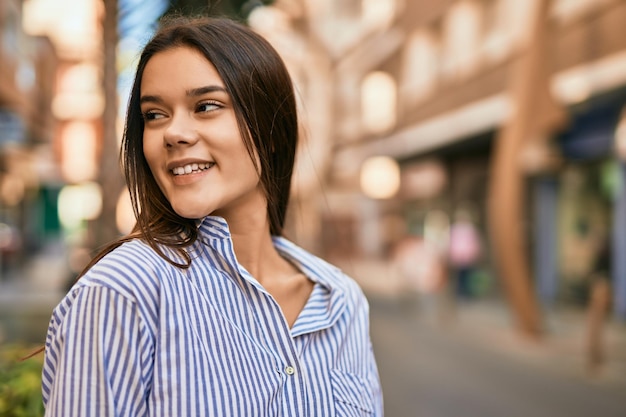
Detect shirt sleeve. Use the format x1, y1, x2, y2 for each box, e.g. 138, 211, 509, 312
368, 341, 384, 416
42, 286, 153, 417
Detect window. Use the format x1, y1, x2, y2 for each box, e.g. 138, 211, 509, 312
481, 0, 509, 63
361, 71, 397, 134
401, 28, 439, 106
441, 0, 483, 80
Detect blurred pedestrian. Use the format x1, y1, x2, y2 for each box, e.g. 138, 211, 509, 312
393, 235, 442, 293
585, 235, 612, 375
448, 208, 482, 300
41, 17, 382, 416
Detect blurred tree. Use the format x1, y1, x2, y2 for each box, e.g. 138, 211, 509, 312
488, 0, 567, 339
165, 0, 275, 20
0, 346, 45, 417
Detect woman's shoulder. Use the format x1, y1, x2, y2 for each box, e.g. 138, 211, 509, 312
72, 239, 176, 302
90, 239, 169, 272
330, 265, 370, 308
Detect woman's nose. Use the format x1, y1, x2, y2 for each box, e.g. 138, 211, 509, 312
163, 113, 199, 147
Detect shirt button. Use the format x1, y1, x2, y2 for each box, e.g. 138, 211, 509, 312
284, 366, 295, 375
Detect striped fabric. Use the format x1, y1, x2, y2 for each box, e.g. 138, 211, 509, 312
42, 216, 383, 416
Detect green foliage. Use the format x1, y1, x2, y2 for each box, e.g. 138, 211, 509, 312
0, 346, 44, 417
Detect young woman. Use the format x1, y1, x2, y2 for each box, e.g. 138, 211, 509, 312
42, 16, 382, 416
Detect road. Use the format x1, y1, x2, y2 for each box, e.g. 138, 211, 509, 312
369, 297, 626, 417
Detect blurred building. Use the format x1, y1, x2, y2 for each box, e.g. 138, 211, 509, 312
0, 0, 59, 275
18, 0, 165, 278
1, 0, 114, 281
266, 0, 626, 319
4, 0, 625, 320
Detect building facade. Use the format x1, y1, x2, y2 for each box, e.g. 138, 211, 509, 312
270, 0, 626, 319
0, 0, 58, 275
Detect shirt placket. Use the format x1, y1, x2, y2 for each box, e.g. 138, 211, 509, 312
200, 220, 325, 416
255, 289, 308, 417
216, 250, 308, 416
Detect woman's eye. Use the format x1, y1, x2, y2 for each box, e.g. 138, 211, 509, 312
143, 111, 165, 121
197, 101, 221, 113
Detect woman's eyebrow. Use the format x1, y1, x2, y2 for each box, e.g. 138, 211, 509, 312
139, 86, 227, 105
187, 85, 227, 97
139, 95, 163, 105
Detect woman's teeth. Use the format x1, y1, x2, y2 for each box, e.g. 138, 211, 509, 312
172, 162, 213, 176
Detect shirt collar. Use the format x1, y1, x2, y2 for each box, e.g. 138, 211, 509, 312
196, 216, 345, 292
196, 216, 347, 335
196, 216, 232, 240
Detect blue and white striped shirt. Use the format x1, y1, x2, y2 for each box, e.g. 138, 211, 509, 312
42, 216, 383, 416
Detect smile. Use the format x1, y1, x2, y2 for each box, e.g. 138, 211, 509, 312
171, 162, 215, 176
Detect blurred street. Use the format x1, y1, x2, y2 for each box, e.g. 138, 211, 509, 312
369, 295, 626, 417
337, 259, 626, 417
0, 242, 69, 344
2, 251, 626, 416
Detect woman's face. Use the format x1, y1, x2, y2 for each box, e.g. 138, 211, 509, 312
140, 46, 265, 222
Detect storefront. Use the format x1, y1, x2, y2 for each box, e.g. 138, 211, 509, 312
536, 87, 626, 318
396, 131, 496, 299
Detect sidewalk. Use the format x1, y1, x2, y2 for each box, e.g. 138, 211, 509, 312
0, 243, 69, 344
445, 300, 626, 386
342, 257, 626, 386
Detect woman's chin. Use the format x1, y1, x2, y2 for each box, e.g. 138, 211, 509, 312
172, 206, 212, 221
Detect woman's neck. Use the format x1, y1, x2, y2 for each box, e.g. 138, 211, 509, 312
222, 209, 285, 283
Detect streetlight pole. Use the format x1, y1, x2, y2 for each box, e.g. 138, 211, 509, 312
96, 0, 124, 248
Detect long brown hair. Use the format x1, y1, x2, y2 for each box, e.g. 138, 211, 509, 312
22, 17, 299, 360
93, 16, 298, 271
